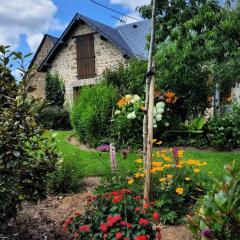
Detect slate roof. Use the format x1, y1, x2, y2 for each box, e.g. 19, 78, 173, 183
38, 13, 150, 71
29, 34, 58, 68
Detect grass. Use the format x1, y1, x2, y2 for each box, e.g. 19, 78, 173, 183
46, 130, 240, 179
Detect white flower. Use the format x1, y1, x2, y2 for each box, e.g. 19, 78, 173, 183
153, 107, 157, 116
165, 122, 170, 127
115, 110, 121, 115
153, 119, 157, 124
157, 107, 164, 114
156, 102, 165, 109
156, 114, 162, 121
133, 94, 141, 101
130, 99, 136, 104
127, 111, 136, 119
153, 124, 158, 128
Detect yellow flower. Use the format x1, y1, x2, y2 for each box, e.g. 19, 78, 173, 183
134, 172, 141, 178
159, 177, 166, 182
139, 173, 145, 177
152, 161, 163, 167
167, 174, 173, 179
177, 150, 184, 158
135, 159, 143, 164
128, 178, 134, 185
163, 156, 171, 162
200, 161, 208, 166
155, 167, 164, 172
175, 187, 184, 195
156, 140, 163, 145
176, 164, 183, 169
152, 139, 157, 143
185, 177, 191, 181
163, 164, 171, 169
151, 168, 157, 173
193, 168, 200, 173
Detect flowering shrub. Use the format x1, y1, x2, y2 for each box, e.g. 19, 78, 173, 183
63, 189, 161, 239
188, 161, 240, 240
128, 148, 208, 224
96, 144, 111, 152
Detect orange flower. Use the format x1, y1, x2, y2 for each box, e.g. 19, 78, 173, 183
117, 97, 127, 108
164, 91, 175, 99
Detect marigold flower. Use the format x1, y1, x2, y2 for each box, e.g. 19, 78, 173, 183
128, 178, 134, 185
159, 177, 166, 182
163, 156, 171, 162
152, 161, 162, 167
177, 150, 184, 158
176, 164, 183, 168
175, 187, 184, 195
193, 168, 200, 173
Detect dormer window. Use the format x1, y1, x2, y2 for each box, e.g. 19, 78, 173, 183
76, 34, 95, 79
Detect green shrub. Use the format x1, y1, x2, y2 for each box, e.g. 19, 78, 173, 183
71, 83, 117, 147
0, 46, 59, 231
48, 162, 83, 194
207, 103, 240, 150
63, 189, 161, 240
38, 106, 71, 130
103, 58, 148, 97
188, 161, 240, 240
45, 72, 65, 107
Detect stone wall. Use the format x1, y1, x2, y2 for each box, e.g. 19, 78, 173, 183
28, 36, 55, 99
49, 22, 126, 103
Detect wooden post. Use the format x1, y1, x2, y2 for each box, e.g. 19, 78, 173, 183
144, 64, 155, 201
143, 0, 157, 167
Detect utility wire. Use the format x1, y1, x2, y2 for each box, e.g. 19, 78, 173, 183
89, 0, 141, 21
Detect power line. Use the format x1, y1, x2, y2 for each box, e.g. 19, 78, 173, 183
89, 0, 141, 21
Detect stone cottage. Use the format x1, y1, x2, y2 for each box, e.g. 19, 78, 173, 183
29, 13, 150, 102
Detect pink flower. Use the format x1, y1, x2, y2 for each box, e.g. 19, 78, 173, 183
116, 232, 123, 239
100, 223, 108, 233
152, 212, 159, 221
79, 225, 90, 232
138, 218, 149, 225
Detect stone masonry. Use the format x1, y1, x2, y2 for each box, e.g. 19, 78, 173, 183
28, 36, 56, 99
49, 23, 126, 103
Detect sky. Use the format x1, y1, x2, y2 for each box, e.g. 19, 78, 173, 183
0, 0, 150, 56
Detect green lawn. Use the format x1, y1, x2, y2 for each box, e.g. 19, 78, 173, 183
46, 130, 240, 179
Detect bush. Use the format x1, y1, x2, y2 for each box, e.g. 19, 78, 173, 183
103, 58, 148, 97
63, 189, 161, 240
207, 103, 240, 150
188, 161, 240, 240
45, 72, 65, 107
71, 83, 117, 147
0, 46, 59, 231
48, 162, 83, 194
38, 106, 71, 130
128, 147, 208, 224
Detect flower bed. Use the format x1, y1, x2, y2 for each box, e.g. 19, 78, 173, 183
63, 189, 161, 239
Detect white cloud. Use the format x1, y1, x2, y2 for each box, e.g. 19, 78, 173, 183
0, 0, 65, 52
110, 0, 151, 24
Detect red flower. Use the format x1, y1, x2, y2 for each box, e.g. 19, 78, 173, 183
134, 195, 142, 201
111, 191, 119, 196
139, 218, 149, 225
74, 211, 81, 216
100, 223, 108, 233
119, 189, 132, 194
116, 232, 123, 239
79, 225, 90, 232
113, 195, 124, 204
135, 207, 141, 212
124, 238, 129, 240
120, 221, 132, 228
152, 212, 159, 221
87, 195, 97, 203
143, 203, 150, 209
107, 215, 122, 227
135, 235, 148, 240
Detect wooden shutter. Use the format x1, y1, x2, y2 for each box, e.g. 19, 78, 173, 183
76, 34, 95, 79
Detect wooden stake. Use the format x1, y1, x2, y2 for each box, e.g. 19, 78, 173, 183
143, 0, 157, 167
144, 64, 155, 201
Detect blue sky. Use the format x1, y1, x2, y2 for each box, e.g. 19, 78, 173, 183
0, 0, 150, 77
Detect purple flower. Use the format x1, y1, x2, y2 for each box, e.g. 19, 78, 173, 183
173, 146, 178, 158
202, 228, 212, 239
96, 144, 110, 152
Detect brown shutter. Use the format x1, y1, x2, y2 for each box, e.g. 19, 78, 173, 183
76, 34, 95, 79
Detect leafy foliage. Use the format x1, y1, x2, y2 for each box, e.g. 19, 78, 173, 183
64, 189, 161, 240
206, 103, 240, 150
45, 72, 65, 107
0, 46, 59, 230
71, 83, 117, 147
188, 161, 240, 240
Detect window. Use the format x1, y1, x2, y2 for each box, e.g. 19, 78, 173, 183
76, 34, 95, 79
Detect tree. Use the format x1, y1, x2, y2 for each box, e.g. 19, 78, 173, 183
0, 46, 59, 231
139, 0, 240, 117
